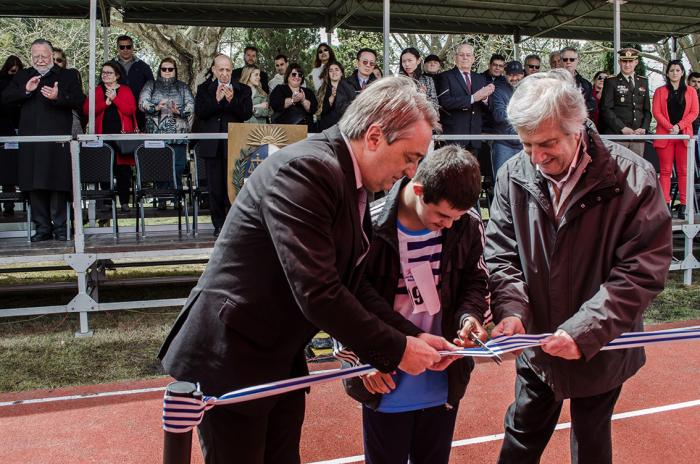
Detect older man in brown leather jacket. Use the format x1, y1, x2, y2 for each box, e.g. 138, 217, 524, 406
485, 69, 672, 464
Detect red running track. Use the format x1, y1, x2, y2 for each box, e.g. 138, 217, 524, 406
1, 320, 698, 463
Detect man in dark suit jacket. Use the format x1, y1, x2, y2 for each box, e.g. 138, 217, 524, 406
2, 39, 84, 241
232, 46, 270, 93
346, 48, 379, 98
437, 43, 495, 150
194, 54, 253, 235
159, 76, 451, 463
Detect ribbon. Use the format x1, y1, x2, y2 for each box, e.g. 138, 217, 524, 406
163, 325, 700, 433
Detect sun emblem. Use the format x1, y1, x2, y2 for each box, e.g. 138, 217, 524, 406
246, 125, 290, 147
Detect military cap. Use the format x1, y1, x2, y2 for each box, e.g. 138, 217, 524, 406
618, 48, 640, 61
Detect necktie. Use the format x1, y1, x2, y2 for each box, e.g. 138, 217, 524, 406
356, 187, 370, 266
628, 75, 634, 87
463, 72, 472, 93
360, 79, 366, 90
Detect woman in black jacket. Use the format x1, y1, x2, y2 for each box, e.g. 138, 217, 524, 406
315, 61, 355, 131
269, 63, 318, 131
0, 55, 23, 216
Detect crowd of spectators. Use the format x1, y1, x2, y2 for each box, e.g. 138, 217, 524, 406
1, 36, 699, 241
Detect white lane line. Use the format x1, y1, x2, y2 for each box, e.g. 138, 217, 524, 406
0, 368, 342, 408
0, 386, 166, 407
308, 399, 700, 464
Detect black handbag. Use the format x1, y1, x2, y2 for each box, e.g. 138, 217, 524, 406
116, 112, 141, 155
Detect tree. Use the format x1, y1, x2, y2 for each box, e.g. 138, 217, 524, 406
113, 12, 226, 89
243, 28, 318, 74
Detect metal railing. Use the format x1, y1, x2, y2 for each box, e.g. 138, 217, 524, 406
0, 132, 697, 335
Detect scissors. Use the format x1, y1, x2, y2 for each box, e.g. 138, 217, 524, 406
459, 331, 502, 365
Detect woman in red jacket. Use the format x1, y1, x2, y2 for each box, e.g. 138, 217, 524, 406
83, 61, 137, 212
652, 59, 699, 219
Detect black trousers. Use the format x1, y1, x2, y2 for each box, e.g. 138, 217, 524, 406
205, 156, 230, 230
114, 164, 132, 206
363, 403, 459, 464
197, 390, 305, 464
498, 356, 622, 464
29, 189, 69, 233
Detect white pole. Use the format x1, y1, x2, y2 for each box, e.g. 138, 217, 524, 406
103, 26, 110, 63
383, 0, 390, 76
88, 0, 97, 134
671, 36, 678, 60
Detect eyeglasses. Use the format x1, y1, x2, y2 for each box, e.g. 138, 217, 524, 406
101, 71, 115, 75
318, 49, 330, 54
527, 64, 540, 69
161, 67, 175, 72
561, 57, 577, 62
118, 44, 133, 50
491, 63, 505, 68
289, 72, 302, 77
32, 55, 51, 61
361, 60, 376, 67
596, 75, 608, 80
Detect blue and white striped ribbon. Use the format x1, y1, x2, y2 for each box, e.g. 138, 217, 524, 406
163, 325, 700, 433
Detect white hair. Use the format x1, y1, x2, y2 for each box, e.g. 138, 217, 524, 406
507, 69, 587, 134
339, 75, 440, 143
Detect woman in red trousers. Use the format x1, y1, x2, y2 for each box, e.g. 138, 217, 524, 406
83, 61, 137, 212
652, 59, 699, 219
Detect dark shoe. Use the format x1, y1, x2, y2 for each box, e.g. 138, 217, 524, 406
2, 209, 13, 217
676, 204, 686, 220
120, 204, 130, 213
157, 200, 167, 211
213, 227, 221, 237
97, 218, 110, 227
53, 227, 68, 241
31, 232, 53, 242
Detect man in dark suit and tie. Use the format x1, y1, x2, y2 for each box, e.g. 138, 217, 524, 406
159, 76, 452, 463
437, 43, 495, 151
194, 54, 253, 236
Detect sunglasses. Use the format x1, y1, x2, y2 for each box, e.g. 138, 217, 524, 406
597, 75, 608, 80
118, 44, 133, 50
289, 72, 302, 77
318, 49, 330, 53
361, 60, 376, 66
54, 58, 64, 64
161, 67, 175, 72
561, 57, 577, 62
527, 64, 540, 69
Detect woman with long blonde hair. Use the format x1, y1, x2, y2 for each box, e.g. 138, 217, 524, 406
240, 65, 269, 124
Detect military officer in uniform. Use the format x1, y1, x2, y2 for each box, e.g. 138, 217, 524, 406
600, 48, 651, 156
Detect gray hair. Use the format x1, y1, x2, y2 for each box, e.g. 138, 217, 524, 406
31, 39, 53, 52
339, 75, 440, 143
507, 69, 587, 135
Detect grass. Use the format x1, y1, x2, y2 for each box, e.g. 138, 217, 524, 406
0, 271, 697, 393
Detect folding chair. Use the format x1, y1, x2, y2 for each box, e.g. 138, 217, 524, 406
134, 145, 189, 236
78, 144, 119, 237
0, 146, 32, 241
